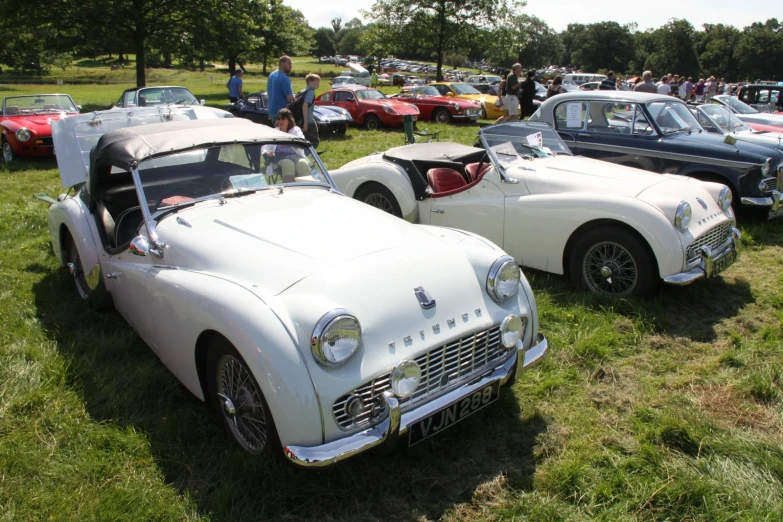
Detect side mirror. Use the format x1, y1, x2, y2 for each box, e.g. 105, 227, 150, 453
130, 236, 150, 256
446, 92, 455, 97
723, 134, 737, 145
76, 105, 82, 111
200, 99, 206, 106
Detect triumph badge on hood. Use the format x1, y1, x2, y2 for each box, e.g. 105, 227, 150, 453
414, 286, 436, 309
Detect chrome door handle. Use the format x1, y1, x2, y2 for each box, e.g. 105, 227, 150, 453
431, 209, 444, 214
106, 272, 122, 279
577, 133, 591, 138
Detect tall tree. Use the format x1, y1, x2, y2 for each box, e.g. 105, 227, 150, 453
253, 1, 312, 74
695, 24, 742, 80
331, 17, 343, 34
735, 19, 783, 81
642, 19, 700, 79
364, 0, 522, 81
486, 14, 561, 69
312, 27, 337, 57
558, 21, 634, 73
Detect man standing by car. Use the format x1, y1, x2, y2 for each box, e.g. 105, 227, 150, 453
599, 71, 616, 90
519, 70, 537, 120
268, 55, 295, 124
500, 64, 522, 122
300, 73, 321, 149
634, 71, 657, 93
371, 68, 378, 88
227, 70, 244, 103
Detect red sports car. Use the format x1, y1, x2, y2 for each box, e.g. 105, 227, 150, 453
391, 85, 481, 123
1, 94, 80, 162
315, 86, 419, 130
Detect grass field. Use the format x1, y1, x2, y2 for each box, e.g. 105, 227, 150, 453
1, 93, 783, 521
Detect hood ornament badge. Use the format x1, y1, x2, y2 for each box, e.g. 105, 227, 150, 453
414, 286, 436, 309
696, 197, 708, 210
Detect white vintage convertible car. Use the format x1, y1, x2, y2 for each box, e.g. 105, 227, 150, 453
40, 109, 548, 466
330, 122, 741, 297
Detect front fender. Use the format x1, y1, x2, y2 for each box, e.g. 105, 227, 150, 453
48, 195, 101, 274
503, 193, 685, 278
330, 162, 418, 222
144, 269, 323, 447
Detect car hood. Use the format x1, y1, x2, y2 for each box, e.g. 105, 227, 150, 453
2, 113, 72, 132
158, 188, 445, 296
732, 130, 783, 152
667, 130, 780, 162
515, 155, 670, 197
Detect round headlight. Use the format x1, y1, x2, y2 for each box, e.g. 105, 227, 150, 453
311, 310, 362, 367
16, 128, 31, 142
761, 158, 771, 176
500, 314, 527, 348
391, 360, 421, 398
674, 201, 692, 231
487, 255, 520, 302
718, 186, 732, 212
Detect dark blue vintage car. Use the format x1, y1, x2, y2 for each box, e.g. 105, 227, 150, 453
227, 91, 352, 134
531, 91, 783, 219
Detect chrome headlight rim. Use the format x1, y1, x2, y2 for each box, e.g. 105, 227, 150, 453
15, 127, 31, 142
311, 309, 362, 367
500, 314, 527, 349
718, 185, 732, 212
487, 255, 521, 302
674, 200, 692, 231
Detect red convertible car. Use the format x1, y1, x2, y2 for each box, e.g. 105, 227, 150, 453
391, 86, 481, 123
1, 94, 80, 163
315, 86, 419, 130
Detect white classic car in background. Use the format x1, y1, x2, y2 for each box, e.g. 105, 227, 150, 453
39, 109, 547, 466
330, 122, 740, 298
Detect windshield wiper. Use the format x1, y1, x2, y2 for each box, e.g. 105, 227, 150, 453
220, 187, 271, 199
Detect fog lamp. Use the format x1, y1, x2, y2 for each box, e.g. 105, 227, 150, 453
391, 360, 421, 398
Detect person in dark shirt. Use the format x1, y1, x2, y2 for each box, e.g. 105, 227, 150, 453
599, 71, 617, 90
519, 70, 537, 120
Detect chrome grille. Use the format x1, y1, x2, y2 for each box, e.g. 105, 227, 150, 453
778, 165, 783, 191
760, 177, 777, 193
333, 326, 510, 430
687, 222, 733, 262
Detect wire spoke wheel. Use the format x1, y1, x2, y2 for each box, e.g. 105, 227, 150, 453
67, 242, 90, 300
216, 354, 268, 454
365, 193, 395, 214
582, 241, 638, 297
2, 142, 14, 163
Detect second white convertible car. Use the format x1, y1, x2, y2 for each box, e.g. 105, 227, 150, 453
330, 122, 741, 298
40, 110, 547, 466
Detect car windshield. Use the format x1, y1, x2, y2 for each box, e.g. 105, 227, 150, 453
412, 86, 441, 97
134, 142, 331, 219
700, 105, 752, 133
451, 84, 481, 95
137, 87, 198, 106
646, 101, 701, 134
356, 89, 386, 100
715, 96, 758, 114
480, 122, 572, 169
3, 94, 77, 114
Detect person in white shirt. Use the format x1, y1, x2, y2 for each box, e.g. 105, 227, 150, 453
263, 108, 310, 182
656, 76, 671, 96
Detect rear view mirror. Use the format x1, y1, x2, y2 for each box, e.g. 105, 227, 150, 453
200, 99, 206, 106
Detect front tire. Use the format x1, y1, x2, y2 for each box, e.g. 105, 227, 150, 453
2, 139, 15, 163
207, 335, 280, 456
354, 182, 403, 217
480, 106, 488, 120
569, 226, 658, 298
433, 108, 451, 124
67, 239, 90, 301
364, 114, 382, 130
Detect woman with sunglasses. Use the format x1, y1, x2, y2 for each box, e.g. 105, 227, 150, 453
262, 108, 310, 182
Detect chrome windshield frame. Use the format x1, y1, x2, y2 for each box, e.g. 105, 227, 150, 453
478, 122, 570, 183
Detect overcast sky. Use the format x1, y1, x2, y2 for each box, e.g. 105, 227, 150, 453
283, 0, 772, 33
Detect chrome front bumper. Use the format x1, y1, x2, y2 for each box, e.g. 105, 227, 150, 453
664, 228, 741, 286
741, 189, 781, 211
283, 333, 548, 467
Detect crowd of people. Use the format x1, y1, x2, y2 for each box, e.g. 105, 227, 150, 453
629, 71, 730, 101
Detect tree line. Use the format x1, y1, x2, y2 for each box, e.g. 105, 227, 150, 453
0, 0, 780, 86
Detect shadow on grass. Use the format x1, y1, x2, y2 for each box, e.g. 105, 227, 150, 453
0, 156, 57, 173
527, 267, 754, 343
32, 266, 547, 521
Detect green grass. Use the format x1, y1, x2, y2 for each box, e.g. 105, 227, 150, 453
2, 91, 783, 520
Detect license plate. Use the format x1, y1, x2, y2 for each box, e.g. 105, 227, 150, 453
768, 207, 783, 220
408, 381, 499, 446
712, 248, 736, 276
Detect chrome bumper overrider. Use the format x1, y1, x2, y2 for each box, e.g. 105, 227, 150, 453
741, 190, 781, 210
283, 333, 548, 467
664, 228, 741, 286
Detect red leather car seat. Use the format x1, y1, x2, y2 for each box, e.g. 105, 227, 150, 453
427, 168, 467, 194
465, 162, 491, 182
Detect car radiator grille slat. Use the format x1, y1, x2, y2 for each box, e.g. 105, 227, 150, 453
332, 326, 510, 431
760, 177, 777, 193
687, 222, 733, 263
